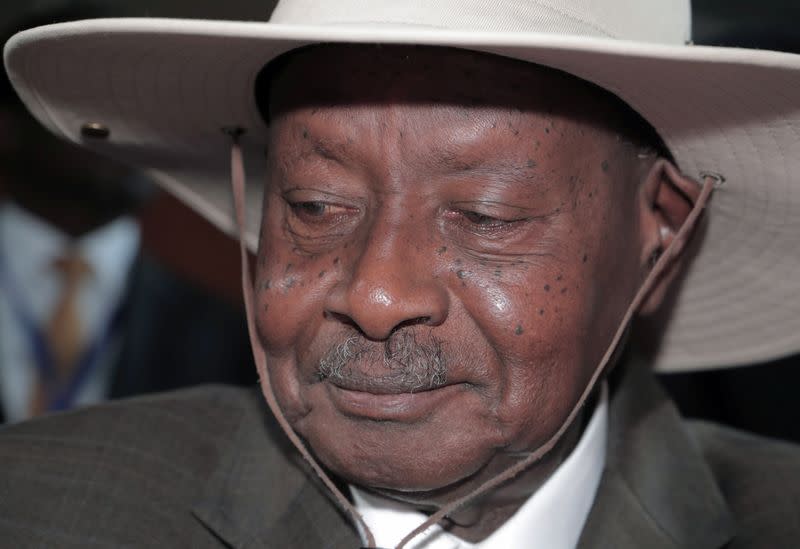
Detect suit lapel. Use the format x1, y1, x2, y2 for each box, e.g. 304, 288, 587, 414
578, 362, 736, 549
191, 388, 359, 549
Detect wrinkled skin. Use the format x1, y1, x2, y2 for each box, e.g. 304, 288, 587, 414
253, 45, 697, 539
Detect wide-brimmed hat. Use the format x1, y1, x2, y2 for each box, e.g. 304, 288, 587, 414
4, 0, 800, 372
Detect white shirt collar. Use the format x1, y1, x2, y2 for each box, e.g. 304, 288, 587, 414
0, 201, 140, 326
351, 383, 608, 549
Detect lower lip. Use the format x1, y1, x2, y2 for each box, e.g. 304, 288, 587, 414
326, 383, 465, 422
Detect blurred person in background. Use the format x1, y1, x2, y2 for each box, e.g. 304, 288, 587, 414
0, 1, 255, 423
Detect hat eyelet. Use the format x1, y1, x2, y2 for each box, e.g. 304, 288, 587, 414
80, 122, 110, 139
699, 171, 726, 188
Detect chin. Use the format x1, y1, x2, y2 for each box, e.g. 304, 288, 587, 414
300, 413, 496, 494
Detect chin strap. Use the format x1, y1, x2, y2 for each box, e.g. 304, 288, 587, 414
228, 135, 377, 548
228, 133, 714, 549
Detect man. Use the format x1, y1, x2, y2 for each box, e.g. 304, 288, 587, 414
1, 1, 799, 548
0, 3, 256, 422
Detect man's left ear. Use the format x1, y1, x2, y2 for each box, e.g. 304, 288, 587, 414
638, 158, 704, 315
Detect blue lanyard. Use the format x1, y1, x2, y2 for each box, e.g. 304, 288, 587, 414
0, 256, 125, 412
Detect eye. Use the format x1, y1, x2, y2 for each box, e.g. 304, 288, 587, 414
442, 205, 529, 240
460, 211, 506, 227
285, 197, 359, 231
291, 201, 328, 217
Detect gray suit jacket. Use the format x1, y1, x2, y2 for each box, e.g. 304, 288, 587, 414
0, 364, 797, 548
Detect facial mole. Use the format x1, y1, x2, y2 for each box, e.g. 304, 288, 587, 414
601, 160, 610, 172
539, 308, 545, 316
318, 270, 326, 278
515, 325, 524, 336
556, 274, 563, 282
544, 284, 551, 292
302, 128, 309, 139
333, 257, 340, 265
582, 254, 588, 263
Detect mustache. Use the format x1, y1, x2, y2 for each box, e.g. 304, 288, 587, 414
317, 330, 447, 393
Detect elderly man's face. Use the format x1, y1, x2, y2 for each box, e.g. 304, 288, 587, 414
255, 46, 654, 494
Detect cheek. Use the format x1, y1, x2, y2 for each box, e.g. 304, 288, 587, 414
254, 235, 331, 353
453, 262, 590, 360
452, 262, 596, 448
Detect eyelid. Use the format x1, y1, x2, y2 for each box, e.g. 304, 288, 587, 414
447, 200, 532, 222
282, 185, 367, 208
282, 187, 350, 202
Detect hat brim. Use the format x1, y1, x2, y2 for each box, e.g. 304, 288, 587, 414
5, 18, 800, 372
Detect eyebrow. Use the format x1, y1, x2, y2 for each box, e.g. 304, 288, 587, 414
292, 130, 357, 168
288, 128, 539, 186
427, 143, 538, 184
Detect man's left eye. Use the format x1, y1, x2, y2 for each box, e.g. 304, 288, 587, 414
460, 211, 507, 227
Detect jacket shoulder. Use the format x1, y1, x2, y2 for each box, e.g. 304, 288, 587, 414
688, 420, 800, 547
0, 385, 266, 547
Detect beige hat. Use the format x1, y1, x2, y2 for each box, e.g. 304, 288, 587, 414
4, 0, 800, 372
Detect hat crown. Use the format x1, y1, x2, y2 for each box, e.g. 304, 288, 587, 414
269, 0, 691, 45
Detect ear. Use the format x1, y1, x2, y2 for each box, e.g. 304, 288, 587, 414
637, 159, 704, 315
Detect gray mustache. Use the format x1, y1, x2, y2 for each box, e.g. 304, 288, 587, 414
317, 330, 447, 392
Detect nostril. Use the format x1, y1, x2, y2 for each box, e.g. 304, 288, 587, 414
324, 311, 434, 340
324, 311, 360, 329
395, 316, 432, 330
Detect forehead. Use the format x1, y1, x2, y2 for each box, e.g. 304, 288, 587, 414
261, 45, 627, 131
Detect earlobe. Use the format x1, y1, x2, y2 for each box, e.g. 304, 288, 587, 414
638, 159, 704, 315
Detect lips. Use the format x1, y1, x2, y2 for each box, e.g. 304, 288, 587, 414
324, 380, 465, 422
324, 373, 445, 395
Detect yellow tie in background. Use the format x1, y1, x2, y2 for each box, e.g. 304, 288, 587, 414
29, 251, 92, 417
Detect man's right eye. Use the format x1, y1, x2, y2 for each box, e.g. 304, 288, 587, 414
287, 200, 358, 229
291, 201, 328, 217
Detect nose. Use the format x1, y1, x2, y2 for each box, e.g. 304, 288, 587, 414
324, 227, 449, 341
